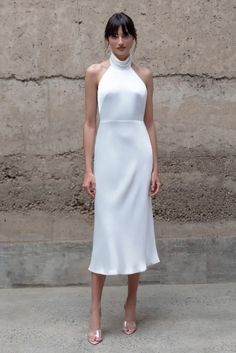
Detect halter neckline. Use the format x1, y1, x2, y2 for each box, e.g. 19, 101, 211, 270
109, 51, 132, 69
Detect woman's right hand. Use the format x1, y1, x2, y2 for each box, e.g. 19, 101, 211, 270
82, 172, 96, 198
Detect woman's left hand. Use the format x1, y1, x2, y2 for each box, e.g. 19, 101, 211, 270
149, 170, 160, 198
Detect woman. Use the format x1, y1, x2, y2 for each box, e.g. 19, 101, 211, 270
82, 12, 161, 345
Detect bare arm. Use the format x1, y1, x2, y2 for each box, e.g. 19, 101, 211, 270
142, 67, 160, 197
83, 64, 98, 174
143, 68, 160, 176
82, 64, 99, 197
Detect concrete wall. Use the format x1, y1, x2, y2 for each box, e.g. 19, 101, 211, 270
0, 0, 236, 287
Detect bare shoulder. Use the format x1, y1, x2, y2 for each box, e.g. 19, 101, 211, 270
132, 62, 153, 86
85, 63, 100, 80
85, 60, 110, 85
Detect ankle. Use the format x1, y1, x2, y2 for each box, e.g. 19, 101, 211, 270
125, 297, 137, 306
88, 307, 102, 331
90, 303, 101, 310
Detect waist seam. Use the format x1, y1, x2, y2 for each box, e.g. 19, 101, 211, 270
99, 119, 144, 123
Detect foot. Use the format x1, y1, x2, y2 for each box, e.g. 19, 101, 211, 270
87, 306, 103, 344
122, 298, 137, 335
122, 320, 136, 335
87, 329, 103, 345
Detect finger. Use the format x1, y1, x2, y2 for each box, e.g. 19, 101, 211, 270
87, 189, 95, 198
150, 181, 155, 191
90, 185, 96, 197
83, 184, 94, 198
153, 187, 160, 196
90, 183, 96, 194
149, 190, 156, 197
149, 184, 160, 197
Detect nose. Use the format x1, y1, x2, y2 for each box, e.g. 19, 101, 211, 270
118, 36, 124, 44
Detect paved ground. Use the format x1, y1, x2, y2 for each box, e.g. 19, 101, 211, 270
0, 282, 236, 353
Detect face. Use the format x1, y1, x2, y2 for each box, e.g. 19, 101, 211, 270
107, 26, 134, 60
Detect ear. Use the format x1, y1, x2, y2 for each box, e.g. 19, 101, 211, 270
131, 40, 136, 54
104, 40, 110, 55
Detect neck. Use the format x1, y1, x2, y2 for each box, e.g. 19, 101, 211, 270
109, 51, 132, 69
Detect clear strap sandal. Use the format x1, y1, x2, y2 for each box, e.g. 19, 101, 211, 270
87, 329, 103, 345
122, 320, 137, 335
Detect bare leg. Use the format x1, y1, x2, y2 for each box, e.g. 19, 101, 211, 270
124, 272, 140, 321
88, 272, 106, 331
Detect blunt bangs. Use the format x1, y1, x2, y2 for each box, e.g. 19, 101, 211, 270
104, 12, 137, 41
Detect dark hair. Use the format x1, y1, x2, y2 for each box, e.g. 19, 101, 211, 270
104, 12, 137, 51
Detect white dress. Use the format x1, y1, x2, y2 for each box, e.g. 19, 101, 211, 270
88, 51, 160, 275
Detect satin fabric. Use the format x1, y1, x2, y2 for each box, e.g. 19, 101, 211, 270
88, 51, 160, 275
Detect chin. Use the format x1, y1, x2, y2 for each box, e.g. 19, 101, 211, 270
116, 50, 129, 56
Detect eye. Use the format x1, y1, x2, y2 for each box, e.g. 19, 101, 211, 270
111, 33, 118, 38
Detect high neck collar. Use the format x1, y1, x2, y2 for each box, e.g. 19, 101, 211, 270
109, 51, 132, 69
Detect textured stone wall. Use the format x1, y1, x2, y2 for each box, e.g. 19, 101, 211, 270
0, 0, 236, 286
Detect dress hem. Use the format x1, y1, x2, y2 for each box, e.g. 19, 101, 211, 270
88, 259, 160, 276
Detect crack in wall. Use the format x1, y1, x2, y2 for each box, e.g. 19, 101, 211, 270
0, 73, 235, 83
1, 151, 236, 158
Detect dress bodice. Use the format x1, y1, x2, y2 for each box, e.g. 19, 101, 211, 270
97, 51, 147, 121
